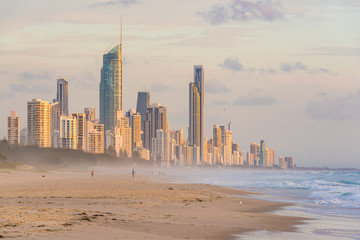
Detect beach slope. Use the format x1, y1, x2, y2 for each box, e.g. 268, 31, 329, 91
0, 170, 304, 240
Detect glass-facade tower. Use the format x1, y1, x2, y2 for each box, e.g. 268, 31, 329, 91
188, 65, 205, 163
57, 78, 68, 116
99, 43, 122, 132
259, 140, 265, 167
136, 91, 150, 131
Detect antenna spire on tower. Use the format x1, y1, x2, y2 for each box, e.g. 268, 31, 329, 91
120, 16, 123, 50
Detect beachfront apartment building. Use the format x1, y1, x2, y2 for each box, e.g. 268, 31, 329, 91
222, 129, 232, 166
126, 109, 142, 150
7, 111, 20, 144
144, 103, 168, 151
86, 121, 104, 154
151, 129, 170, 166
27, 99, 51, 148
72, 113, 86, 151
59, 115, 78, 149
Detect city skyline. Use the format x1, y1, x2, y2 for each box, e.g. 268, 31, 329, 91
0, 0, 359, 168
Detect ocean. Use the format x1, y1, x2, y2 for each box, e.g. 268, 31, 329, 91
167, 168, 360, 240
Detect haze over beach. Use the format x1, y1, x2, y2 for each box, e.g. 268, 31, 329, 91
0, 0, 359, 168
1, 0, 360, 240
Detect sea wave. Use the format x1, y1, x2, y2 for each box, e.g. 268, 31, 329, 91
175, 169, 360, 209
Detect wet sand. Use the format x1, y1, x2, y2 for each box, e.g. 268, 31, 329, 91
0, 169, 305, 239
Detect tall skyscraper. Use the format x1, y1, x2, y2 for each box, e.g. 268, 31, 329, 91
7, 111, 20, 144
213, 125, 222, 156
144, 103, 168, 151
99, 25, 123, 132
188, 65, 205, 162
136, 91, 150, 132
57, 78, 68, 116
259, 140, 265, 167
27, 99, 51, 148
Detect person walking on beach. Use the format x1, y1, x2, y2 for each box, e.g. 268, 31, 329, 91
132, 169, 135, 179
91, 170, 94, 179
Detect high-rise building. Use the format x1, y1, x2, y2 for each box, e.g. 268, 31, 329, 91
84, 107, 96, 122
151, 129, 170, 165
222, 129, 232, 166
233, 151, 240, 165
169, 138, 176, 161
175, 145, 184, 166
99, 33, 123, 132
259, 140, 265, 167
188, 65, 205, 162
59, 116, 78, 149
20, 127, 27, 145
57, 78, 68, 116
50, 101, 60, 147
247, 152, 254, 166
126, 109, 142, 150
213, 125, 222, 156
268, 148, 275, 167
232, 142, 239, 165
7, 111, 20, 144
240, 150, 246, 165
250, 142, 258, 164
136, 91, 150, 132
279, 156, 286, 169
86, 121, 104, 154
112, 110, 132, 157
72, 113, 86, 151
190, 145, 200, 165
169, 129, 184, 146
144, 103, 168, 151
232, 142, 239, 153
285, 156, 295, 168
27, 99, 51, 148
50, 101, 60, 132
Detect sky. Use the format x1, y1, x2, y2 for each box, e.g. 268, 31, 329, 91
0, 0, 359, 168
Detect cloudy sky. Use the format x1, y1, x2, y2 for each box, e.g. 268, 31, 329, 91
1, 0, 359, 168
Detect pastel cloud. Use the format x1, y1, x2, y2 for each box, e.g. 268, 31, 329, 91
198, 0, 284, 25
219, 58, 244, 71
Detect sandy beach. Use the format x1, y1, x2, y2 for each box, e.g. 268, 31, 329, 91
0, 168, 304, 240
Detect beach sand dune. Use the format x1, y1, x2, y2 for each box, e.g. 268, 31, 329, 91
0, 170, 305, 239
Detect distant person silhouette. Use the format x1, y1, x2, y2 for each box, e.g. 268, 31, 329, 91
132, 169, 135, 179
91, 170, 94, 179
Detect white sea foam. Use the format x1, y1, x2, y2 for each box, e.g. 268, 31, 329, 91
170, 168, 360, 209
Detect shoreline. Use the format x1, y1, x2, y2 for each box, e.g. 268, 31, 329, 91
0, 169, 306, 240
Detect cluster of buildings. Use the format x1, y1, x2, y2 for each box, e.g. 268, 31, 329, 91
5, 28, 295, 169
